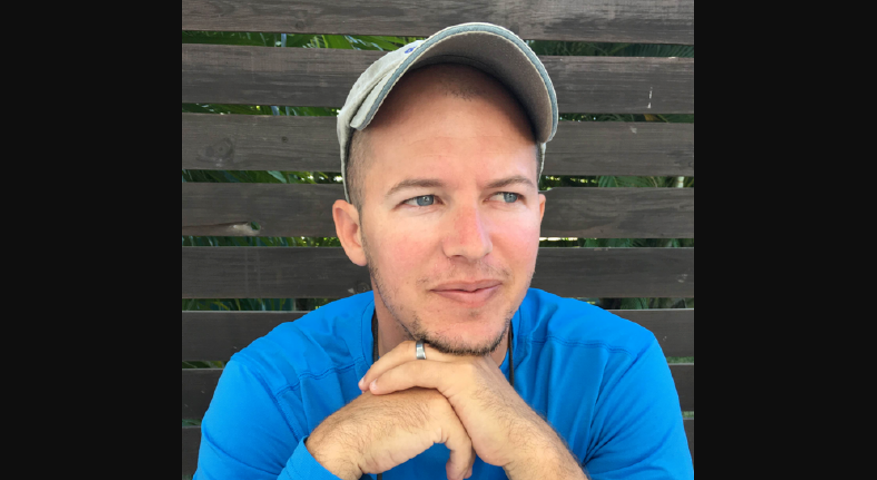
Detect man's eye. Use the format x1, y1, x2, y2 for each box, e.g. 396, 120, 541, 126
404, 195, 436, 207
496, 192, 520, 203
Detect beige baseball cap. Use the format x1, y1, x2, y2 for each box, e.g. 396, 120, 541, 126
337, 22, 559, 202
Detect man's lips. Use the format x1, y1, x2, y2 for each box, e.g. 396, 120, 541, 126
432, 280, 503, 292
431, 281, 502, 307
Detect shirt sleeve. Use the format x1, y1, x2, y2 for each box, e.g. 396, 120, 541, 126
193, 360, 343, 480
584, 337, 694, 480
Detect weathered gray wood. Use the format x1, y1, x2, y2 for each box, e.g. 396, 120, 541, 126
685, 418, 695, 463
182, 309, 693, 362
182, 426, 201, 476
182, 113, 695, 176
183, 311, 307, 362
542, 188, 694, 238
182, 365, 693, 420
182, 45, 695, 114
537, 248, 695, 298
182, 184, 694, 239
182, 114, 339, 171
182, 247, 371, 300
181, 247, 694, 299
550, 122, 695, 177
610, 309, 694, 357
181, 0, 695, 45
181, 184, 339, 238
183, 369, 221, 420
671, 364, 695, 411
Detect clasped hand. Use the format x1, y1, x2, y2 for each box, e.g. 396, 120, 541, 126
359, 341, 548, 475
308, 341, 554, 480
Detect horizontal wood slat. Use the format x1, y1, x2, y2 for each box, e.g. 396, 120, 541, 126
183, 426, 201, 476
671, 363, 695, 412
609, 309, 694, 357
543, 188, 694, 238
182, 364, 694, 420
181, 420, 696, 476
182, 114, 696, 176
183, 312, 307, 362
182, 369, 222, 420
182, 45, 695, 114
181, 0, 696, 45
181, 247, 695, 299
181, 184, 695, 239
182, 309, 694, 362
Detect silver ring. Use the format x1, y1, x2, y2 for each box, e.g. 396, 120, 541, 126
416, 342, 427, 360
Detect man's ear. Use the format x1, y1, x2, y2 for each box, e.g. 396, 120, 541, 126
333, 200, 368, 267
538, 193, 547, 223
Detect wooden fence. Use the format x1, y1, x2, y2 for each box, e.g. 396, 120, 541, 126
182, 0, 695, 475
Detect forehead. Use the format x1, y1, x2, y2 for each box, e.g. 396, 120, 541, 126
366, 106, 538, 196
360, 65, 539, 194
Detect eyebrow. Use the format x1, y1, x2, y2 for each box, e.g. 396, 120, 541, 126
385, 176, 537, 199
486, 176, 537, 190
385, 179, 446, 199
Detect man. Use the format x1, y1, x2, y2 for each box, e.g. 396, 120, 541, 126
195, 23, 693, 480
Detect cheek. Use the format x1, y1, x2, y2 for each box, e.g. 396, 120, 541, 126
495, 215, 542, 257
370, 228, 434, 275
367, 209, 542, 274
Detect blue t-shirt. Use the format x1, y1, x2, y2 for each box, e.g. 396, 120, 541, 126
195, 289, 693, 479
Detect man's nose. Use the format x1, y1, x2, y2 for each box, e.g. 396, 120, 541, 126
443, 204, 493, 261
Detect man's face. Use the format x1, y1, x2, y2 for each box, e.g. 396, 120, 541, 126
355, 68, 546, 356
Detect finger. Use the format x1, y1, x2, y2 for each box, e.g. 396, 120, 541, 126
440, 406, 476, 480
369, 361, 455, 397
359, 340, 416, 390
360, 340, 456, 390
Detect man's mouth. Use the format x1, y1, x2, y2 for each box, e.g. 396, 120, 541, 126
431, 281, 502, 307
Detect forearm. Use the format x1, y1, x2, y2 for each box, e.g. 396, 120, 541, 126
504, 422, 589, 480
306, 418, 364, 480
279, 436, 361, 480
304, 389, 477, 480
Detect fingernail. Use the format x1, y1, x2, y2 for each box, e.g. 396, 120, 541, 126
358, 377, 366, 390
370, 380, 378, 391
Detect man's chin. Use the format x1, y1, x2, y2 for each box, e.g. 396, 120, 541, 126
418, 322, 510, 357
423, 339, 504, 357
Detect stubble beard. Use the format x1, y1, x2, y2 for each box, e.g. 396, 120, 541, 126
363, 236, 528, 357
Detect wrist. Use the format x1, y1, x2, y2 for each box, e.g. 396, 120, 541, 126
306, 433, 363, 480
504, 425, 585, 480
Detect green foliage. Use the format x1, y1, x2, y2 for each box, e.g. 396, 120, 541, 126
181, 103, 337, 116
183, 31, 419, 51
668, 357, 695, 364
182, 296, 335, 315
528, 40, 694, 59
182, 361, 223, 370
182, 169, 341, 185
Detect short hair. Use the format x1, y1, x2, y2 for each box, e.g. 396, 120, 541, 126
346, 128, 371, 211
345, 64, 538, 211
